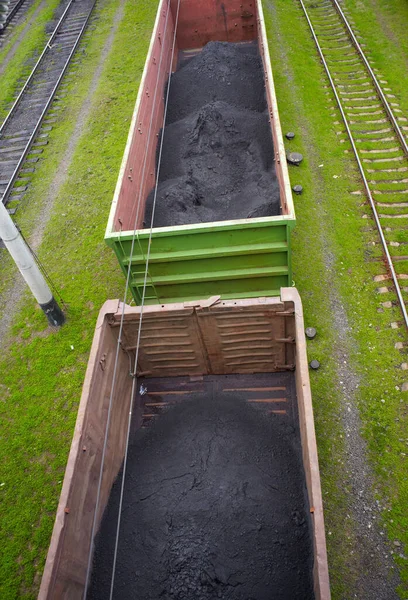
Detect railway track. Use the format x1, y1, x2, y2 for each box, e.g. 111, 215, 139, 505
0, 0, 97, 214
0, 0, 30, 35
299, 0, 408, 330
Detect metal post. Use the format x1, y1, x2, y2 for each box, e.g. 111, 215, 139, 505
0, 202, 65, 327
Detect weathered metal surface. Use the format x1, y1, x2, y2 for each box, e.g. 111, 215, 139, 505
39, 290, 330, 600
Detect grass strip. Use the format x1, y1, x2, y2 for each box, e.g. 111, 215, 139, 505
263, 0, 408, 597
0, 0, 158, 597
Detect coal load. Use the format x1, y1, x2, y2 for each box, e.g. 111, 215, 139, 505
144, 42, 280, 228
166, 41, 267, 124
88, 394, 315, 600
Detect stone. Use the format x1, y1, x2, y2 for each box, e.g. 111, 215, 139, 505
287, 152, 303, 166
305, 327, 317, 340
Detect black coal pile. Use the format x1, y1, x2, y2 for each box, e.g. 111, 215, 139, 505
88, 394, 315, 600
144, 42, 280, 228
166, 41, 267, 124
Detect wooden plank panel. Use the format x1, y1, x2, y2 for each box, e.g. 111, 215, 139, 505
197, 303, 287, 374
117, 297, 296, 376
121, 311, 209, 376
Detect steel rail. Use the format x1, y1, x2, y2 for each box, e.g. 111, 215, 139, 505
0, 0, 74, 137
1, 0, 97, 207
331, 0, 408, 157
0, 0, 27, 32
299, 0, 408, 330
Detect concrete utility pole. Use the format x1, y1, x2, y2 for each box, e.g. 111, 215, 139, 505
0, 201, 65, 327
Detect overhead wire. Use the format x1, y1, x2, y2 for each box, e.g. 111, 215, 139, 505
82, 0, 180, 596
18, 227, 67, 310
107, 1, 181, 597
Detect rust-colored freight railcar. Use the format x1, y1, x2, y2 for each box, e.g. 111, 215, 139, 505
105, 0, 296, 305
37, 2, 330, 598
39, 289, 330, 600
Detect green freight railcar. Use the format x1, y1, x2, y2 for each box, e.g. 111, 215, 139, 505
105, 0, 295, 305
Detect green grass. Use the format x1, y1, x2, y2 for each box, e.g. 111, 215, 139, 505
263, 0, 408, 597
0, 0, 407, 597
343, 0, 408, 120
0, 0, 62, 121
0, 0, 158, 597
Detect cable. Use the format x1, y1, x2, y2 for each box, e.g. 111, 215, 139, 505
82, 1, 175, 596
107, 2, 181, 598
18, 227, 67, 309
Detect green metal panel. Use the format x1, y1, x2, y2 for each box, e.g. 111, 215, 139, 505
106, 217, 295, 305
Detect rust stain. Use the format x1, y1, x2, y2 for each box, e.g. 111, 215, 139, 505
222, 387, 286, 392
148, 390, 197, 395
220, 2, 229, 41
248, 398, 287, 403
